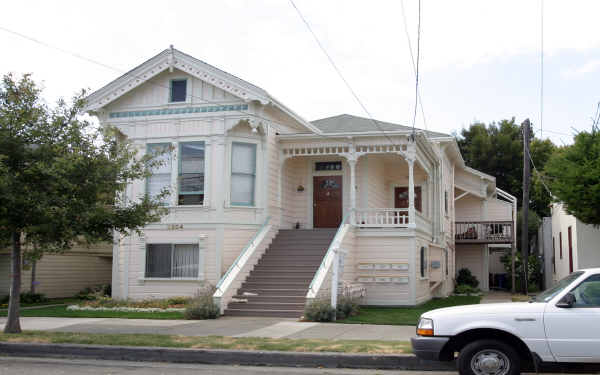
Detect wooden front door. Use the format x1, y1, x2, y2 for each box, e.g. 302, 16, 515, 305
313, 176, 343, 228
568, 226, 574, 273
394, 186, 422, 211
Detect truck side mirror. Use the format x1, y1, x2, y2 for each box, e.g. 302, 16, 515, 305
556, 293, 576, 308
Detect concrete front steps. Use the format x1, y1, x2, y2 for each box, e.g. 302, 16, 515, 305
224, 229, 336, 318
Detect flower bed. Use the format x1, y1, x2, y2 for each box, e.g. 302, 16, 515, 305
76, 296, 191, 310
67, 305, 185, 313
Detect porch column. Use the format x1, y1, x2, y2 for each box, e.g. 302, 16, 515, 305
348, 158, 357, 224
408, 158, 416, 228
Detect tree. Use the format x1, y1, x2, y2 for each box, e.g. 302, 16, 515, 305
0, 74, 168, 333
545, 127, 600, 225
456, 118, 556, 217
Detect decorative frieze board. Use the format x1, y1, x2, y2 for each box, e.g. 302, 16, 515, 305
109, 104, 249, 119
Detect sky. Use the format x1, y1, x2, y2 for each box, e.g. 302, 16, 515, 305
1, 0, 599, 145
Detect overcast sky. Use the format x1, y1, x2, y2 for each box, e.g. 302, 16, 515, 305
2, 0, 599, 145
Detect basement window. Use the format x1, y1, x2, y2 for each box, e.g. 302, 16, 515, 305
170, 79, 187, 102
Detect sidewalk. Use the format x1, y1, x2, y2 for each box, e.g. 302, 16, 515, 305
0, 316, 416, 341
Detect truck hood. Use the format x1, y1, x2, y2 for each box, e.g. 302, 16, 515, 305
422, 302, 546, 320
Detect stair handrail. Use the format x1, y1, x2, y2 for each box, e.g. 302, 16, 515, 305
214, 216, 272, 297
306, 209, 354, 299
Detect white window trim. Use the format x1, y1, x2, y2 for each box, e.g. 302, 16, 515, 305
168, 77, 191, 104
139, 236, 206, 281
419, 245, 430, 280
177, 140, 208, 207
225, 136, 263, 209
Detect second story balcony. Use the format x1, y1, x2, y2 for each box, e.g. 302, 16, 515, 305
455, 221, 514, 244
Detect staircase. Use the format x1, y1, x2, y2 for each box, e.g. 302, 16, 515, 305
224, 229, 337, 318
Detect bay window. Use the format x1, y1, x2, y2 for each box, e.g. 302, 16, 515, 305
230, 142, 256, 206
145, 243, 200, 279
146, 143, 171, 204
178, 142, 205, 205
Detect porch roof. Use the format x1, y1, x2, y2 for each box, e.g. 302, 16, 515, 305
310, 114, 450, 138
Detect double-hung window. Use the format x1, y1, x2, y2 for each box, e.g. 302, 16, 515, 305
179, 142, 205, 205
230, 142, 256, 206
145, 244, 200, 279
146, 144, 171, 205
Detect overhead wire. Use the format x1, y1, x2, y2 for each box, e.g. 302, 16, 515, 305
400, 0, 427, 131
411, 0, 422, 135
540, 0, 544, 137
287, 0, 404, 147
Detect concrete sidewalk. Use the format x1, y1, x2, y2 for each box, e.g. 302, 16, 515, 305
0, 317, 416, 341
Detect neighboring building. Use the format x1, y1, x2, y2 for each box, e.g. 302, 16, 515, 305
0, 243, 112, 298
551, 203, 600, 282
85, 47, 516, 316
539, 217, 554, 290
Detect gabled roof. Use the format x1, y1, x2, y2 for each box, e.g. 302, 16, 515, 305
310, 114, 450, 138
84, 47, 321, 134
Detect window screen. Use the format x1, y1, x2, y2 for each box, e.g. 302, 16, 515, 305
170, 79, 187, 102
231, 142, 256, 206
179, 142, 205, 205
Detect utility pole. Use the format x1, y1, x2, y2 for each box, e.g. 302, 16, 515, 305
521, 119, 531, 295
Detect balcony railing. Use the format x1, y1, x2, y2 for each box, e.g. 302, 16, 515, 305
455, 221, 514, 244
354, 208, 410, 227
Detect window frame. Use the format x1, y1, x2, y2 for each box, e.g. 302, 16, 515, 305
169, 78, 188, 103
178, 141, 206, 206
144, 243, 202, 280
230, 141, 257, 207
146, 143, 172, 206
420, 246, 429, 279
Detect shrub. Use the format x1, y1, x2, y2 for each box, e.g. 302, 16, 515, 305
184, 284, 219, 320
336, 297, 360, 319
456, 268, 479, 288
166, 296, 190, 306
20, 292, 48, 304
0, 295, 8, 305
455, 284, 481, 295
76, 284, 112, 300
304, 299, 336, 322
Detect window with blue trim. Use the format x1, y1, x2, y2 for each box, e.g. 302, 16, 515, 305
170, 79, 187, 102
179, 142, 205, 205
146, 144, 171, 205
230, 142, 256, 206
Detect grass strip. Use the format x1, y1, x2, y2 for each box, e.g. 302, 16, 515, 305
337, 296, 481, 326
0, 306, 184, 320
0, 331, 411, 354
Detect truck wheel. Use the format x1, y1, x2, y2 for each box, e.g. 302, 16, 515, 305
457, 339, 520, 375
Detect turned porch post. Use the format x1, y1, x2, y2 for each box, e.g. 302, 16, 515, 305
348, 158, 357, 224
407, 158, 416, 227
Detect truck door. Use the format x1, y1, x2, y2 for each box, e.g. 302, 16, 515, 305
544, 274, 600, 362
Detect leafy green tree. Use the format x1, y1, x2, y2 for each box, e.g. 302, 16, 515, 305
545, 127, 600, 225
0, 74, 168, 333
457, 118, 556, 217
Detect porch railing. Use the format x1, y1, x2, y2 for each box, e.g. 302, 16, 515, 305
354, 208, 410, 227
455, 221, 513, 244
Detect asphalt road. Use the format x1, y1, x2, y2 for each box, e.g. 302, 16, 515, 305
0, 357, 588, 375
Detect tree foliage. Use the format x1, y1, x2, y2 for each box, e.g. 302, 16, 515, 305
456, 118, 556, 217
0, 73, 168, 333
545, 128, 600, 225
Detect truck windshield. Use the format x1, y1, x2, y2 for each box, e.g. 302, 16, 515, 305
533, 271, 584, 302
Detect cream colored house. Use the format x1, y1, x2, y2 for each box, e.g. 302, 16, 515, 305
551, 203, 600, 282
85, 47, 516, 317
0, 243, 112, 298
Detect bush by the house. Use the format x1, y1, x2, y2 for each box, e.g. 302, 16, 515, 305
79, 296, 192, 309
304, 299, 336, 322
336, 297, 360, 319
76, 284, 112, 300
1, 292, 49, 305
454, 284, 481, 295
456, 268, 479, 288
183, 284, 220, 320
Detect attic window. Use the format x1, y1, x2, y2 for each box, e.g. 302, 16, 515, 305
170, 79, 187, 102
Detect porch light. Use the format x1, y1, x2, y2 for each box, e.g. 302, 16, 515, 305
297, 185, 305, 192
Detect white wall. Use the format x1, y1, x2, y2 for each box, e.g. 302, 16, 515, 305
551, 203, 579, 281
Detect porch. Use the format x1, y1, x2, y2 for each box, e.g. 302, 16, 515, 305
278, 140, 438, 235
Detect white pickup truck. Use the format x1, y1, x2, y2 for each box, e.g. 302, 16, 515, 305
411, 268, 600, 375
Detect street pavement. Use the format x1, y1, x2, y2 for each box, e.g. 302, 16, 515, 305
0, 316, 417, 341
0, 357, 583, 375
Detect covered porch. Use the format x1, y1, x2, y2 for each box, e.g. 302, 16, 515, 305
277, 138, 437, 234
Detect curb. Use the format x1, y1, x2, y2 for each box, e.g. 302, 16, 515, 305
0, 342, 456, 370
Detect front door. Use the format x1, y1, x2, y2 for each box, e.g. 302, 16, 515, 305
313, 176, 342, 228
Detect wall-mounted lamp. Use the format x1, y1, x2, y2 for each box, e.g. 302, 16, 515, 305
297, 185, 305, 192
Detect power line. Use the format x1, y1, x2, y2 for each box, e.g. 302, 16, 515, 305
523, 126, 553, 197
540, 0, 544, 137
400, 0, 427, 131
0, 26, 284, 129
287, 0, 401, 147
412, 0, 422, 135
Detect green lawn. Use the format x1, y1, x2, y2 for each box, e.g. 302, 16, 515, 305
337, 296, 481, 326
0, 306, 184, 320
0, 331, 411, 354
